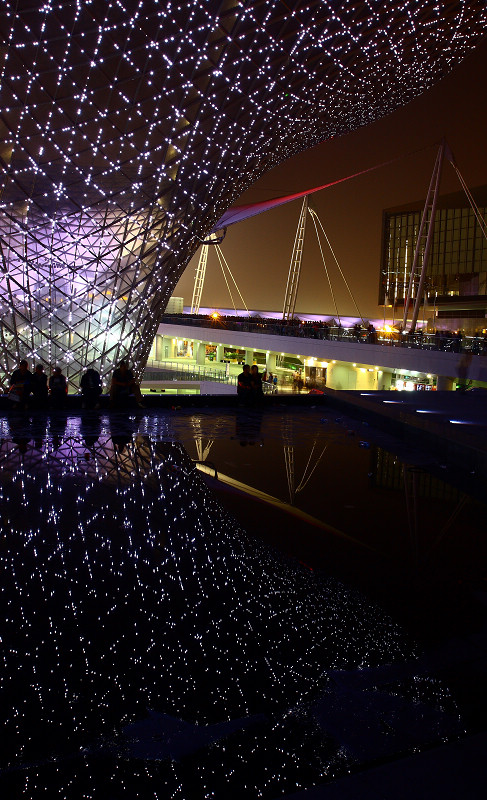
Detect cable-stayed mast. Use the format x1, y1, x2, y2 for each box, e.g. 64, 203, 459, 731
403, 142, 445, 332
282, 196, 308, 321
190, 244, 210, 315
190, 238, 249, 316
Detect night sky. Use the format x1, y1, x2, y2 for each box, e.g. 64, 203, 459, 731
175, 36, 487, 321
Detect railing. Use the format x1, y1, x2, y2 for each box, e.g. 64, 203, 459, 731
143, 360, 238, 386
160, 314, 487, 356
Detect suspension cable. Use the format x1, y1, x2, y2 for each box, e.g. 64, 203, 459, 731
215, 246, 238, 315
452, 165, 487, 241
309, 208, 365, 324
309, 210, 340, 323
215, 245, 250, 316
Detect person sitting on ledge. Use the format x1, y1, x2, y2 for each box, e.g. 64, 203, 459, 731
9, 359, 33, 408
49, 366, 68, 408
31, 364, 49, 408
80, 366, 102, 409
110, 360, 144, 408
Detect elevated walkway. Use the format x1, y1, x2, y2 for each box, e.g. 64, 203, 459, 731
156, 319, 487, 388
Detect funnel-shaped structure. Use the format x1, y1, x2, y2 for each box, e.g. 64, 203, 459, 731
1, 1, 485, 387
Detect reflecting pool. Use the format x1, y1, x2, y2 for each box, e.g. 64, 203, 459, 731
1, 407, 479, 798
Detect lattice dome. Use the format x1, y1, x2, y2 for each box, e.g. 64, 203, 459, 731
1, 1, 486, 388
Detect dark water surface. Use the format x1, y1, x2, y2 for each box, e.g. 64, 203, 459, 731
0, 407, 483, 798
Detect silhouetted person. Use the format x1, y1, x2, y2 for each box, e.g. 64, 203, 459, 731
237, 364, 252, 405
9, 359, 33, 408
110, 360, 144, 408
367, 323, 376, 343
49, 366, 67, 408
80, 367, 102, 409
250, 365, 263, 404
31, 364, 48, 408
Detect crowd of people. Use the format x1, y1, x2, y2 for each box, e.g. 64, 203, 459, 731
6, 359, 144, 411
170, 312, 487, 355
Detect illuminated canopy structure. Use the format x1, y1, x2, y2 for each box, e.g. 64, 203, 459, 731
1, 1, 486, 388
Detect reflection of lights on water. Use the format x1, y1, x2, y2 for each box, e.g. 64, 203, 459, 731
0, 414, 459, 796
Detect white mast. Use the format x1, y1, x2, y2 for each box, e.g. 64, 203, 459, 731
402, 142, 445, 332
282, 196, 308, 320
190, 244, 210, 314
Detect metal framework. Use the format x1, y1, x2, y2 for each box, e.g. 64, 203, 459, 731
1, 1, 486, 388
283, 196, 308, 321
191, 245, 210, 315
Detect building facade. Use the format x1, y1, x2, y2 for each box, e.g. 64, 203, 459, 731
2, 1, 487, 388
380, 186, 487, 332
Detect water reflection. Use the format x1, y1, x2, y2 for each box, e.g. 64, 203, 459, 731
235, 409, 264, 448
80, 412, 102, 450
0, 412, 463, 797
179, 408, 485, 576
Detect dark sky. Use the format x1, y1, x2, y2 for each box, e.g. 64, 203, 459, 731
175, 37, 487, 320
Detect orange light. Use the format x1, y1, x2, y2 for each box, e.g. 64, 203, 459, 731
211, 312, 219, 319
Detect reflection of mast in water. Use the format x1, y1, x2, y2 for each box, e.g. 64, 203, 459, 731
370, 446, 469, 567
403, 464, 420, 567
190, 412, 215, 463
282, 416, 328, 505
195, 436, 214, 463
